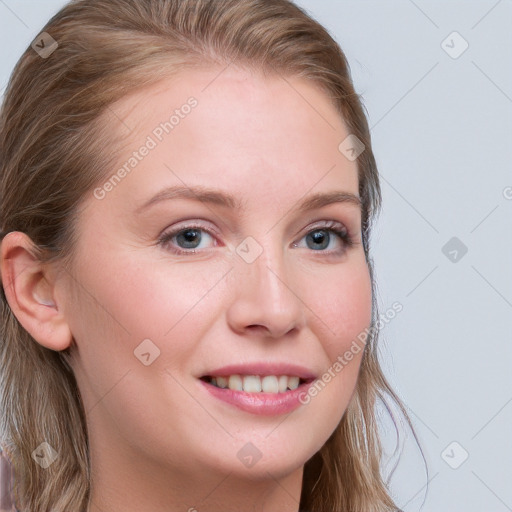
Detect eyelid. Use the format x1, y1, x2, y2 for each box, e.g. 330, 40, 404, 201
301, 219, 348, 234
159, 220, 221, 241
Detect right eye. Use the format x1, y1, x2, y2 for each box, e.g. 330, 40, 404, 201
158, 224, 218, 255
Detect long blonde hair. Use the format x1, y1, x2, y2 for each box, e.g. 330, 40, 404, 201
0, 1, 418, 510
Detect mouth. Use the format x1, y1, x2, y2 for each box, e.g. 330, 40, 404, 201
199, 374, 314, 394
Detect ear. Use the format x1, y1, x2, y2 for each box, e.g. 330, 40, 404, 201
0, 231, 72, 351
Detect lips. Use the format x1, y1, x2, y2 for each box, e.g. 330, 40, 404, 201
196, 362, 318, 414
198, 374, 316, 415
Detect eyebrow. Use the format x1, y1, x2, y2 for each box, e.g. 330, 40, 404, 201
135, 185, 362, 215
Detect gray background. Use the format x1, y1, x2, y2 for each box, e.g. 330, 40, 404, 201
1, 1, 511, 510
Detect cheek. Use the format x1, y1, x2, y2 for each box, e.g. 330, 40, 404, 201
295, 260, 372, 450
115, 260, 229, 337
68, 252, 230, 362
64, 253, 231, 428
308, 259, 372, 360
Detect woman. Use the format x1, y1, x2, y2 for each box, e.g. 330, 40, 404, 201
0, 0, 416, 510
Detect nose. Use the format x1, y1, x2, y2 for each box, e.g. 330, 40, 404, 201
225, 242, 307, 339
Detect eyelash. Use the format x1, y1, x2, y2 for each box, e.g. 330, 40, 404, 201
157, 220, 357, 256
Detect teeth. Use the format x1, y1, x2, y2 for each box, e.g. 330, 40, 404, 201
261, 376, 279, 393
243, 375, 261, 393
278, 375, 288, 393
208, 374, 304, 393
287, 376, 300, 390
216, 376, 228, 388
228, 375, 243, 391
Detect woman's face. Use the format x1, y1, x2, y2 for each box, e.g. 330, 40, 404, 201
60, 66, 372, 485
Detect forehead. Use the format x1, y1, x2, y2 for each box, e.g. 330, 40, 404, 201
112, 64, 342, 123
95, 65, 359, 215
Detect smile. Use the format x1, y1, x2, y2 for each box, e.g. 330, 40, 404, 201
198, 375, 316, 416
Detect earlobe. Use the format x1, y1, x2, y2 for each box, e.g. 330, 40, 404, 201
0, 231, 72, 352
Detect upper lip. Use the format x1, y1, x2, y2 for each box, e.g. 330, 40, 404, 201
200, 362, 317, 381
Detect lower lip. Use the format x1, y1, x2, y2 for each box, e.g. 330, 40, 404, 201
199, 379, 314, 415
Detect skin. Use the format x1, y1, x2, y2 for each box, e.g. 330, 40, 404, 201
0, 66, 372, 512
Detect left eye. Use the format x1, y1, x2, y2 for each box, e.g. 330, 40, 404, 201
294, 226, 349, 252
